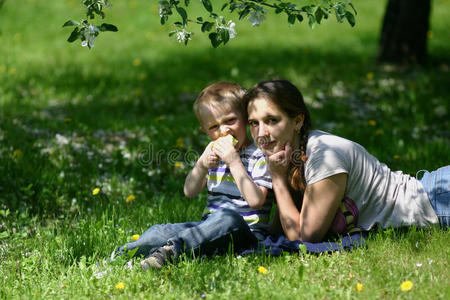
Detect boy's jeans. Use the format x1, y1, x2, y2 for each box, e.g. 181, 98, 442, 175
418, 166, 450, 227
115, 209, 258, 259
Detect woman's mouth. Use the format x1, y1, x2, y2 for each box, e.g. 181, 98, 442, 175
257, 137, 275, 149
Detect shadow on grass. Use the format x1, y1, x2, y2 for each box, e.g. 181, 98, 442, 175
1, 44, 449, 217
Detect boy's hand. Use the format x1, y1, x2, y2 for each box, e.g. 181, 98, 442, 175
200, 142, 220, 169
212, 136, 240, 166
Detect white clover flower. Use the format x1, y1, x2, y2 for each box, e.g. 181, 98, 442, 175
158, 5, 164, 18
248, 9, 266, 27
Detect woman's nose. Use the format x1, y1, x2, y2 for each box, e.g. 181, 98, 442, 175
258, 124, 268, 137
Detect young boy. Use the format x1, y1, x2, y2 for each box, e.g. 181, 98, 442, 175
116, 82, 272, 270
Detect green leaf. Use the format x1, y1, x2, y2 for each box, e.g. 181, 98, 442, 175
176, 7, 187, 24
62, 20, 80, 27
220, 29, 229, 45
221, 2, 228, 11
208, 32, 221, 48
201, 0, 212, 13
184, 0, 190, 6
67, 27, 80, 42
345, 11, 355, 27
239, 7, 250, 20
308, 14, 316, 29
288, 14, 296, 25
201, 21, 214, 32
315, 8, 324, 24
99, 23, 118, 32
296, 14, 304, 22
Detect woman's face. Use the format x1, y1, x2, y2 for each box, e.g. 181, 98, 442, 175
247, 97, 303, 156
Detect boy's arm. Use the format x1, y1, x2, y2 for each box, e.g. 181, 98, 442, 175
213, 139, 268, 208
228, 159, 268, 209
184, 142, 218, 198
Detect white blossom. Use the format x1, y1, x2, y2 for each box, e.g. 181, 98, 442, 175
227, 21, 237, 39
175, 29, 192, 44
248, 9, 266, 27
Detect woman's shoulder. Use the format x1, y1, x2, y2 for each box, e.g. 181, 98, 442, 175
307, 130, 355, 148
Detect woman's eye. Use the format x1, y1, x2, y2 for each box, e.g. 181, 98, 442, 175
248, 121, 258, 127
209, 125, 218, 130
268, 118, 278, 124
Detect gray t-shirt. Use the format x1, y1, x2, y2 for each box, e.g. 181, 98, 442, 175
304, 130, 438, 230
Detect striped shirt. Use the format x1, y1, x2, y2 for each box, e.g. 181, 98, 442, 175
204, 143, 273, 235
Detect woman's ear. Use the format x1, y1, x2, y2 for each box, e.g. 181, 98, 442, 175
295, 114, 305, 132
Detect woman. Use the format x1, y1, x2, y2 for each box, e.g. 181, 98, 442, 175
245, 79, 449, 242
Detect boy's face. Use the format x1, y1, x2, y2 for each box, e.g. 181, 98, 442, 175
199, 103, 249, 150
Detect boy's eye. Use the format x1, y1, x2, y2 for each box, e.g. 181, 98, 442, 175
248, 120, 258, 127
226, 118, 236, 125
209, 125, 219, 130
267, 118, 278, 125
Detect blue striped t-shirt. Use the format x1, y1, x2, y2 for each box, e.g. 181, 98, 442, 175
204, 143, 273, 235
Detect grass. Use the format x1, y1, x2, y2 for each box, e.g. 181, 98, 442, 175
0, 0, 449, 298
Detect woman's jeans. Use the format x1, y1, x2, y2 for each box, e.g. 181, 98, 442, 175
418, 166, 450, 227
115, 209, 258, 259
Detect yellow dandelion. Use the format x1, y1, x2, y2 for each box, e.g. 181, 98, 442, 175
139, 73, 147, 80
356, 283, 363, 292
13, 149, 23, 158
9, 67, 16, 75
132, 58, 141, 67
176, 137, 185, 148
375, 129, 384, 135
135, 89, 143, 96
366, 72, 374, 80
155, 116, 165, 121
126, 195, 135, 203
257, 266, 268, 274
393, 155, 400, 159
132, 234, 140, 241
115, 282, 125, 290
92, 188, 100, 195
368, 120, 376, 126
174, 161, 184, 168
64, 118, 72, 123
400, 280, 413, 291
427, 30, 433, 39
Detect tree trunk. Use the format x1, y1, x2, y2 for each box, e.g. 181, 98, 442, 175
378, 0, 431, 64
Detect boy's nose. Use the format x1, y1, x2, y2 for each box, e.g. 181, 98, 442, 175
219, 126, 231, 136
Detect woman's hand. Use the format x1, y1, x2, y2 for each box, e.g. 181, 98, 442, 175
267, 142, 292, 178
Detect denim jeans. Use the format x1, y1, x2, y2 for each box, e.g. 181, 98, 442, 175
418, 166, 450, 227
115, 209, 258, 258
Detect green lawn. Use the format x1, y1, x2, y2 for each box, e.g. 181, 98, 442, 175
0, 0, 449, 298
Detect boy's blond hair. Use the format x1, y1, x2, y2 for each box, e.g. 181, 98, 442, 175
194, 82, 247, 126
